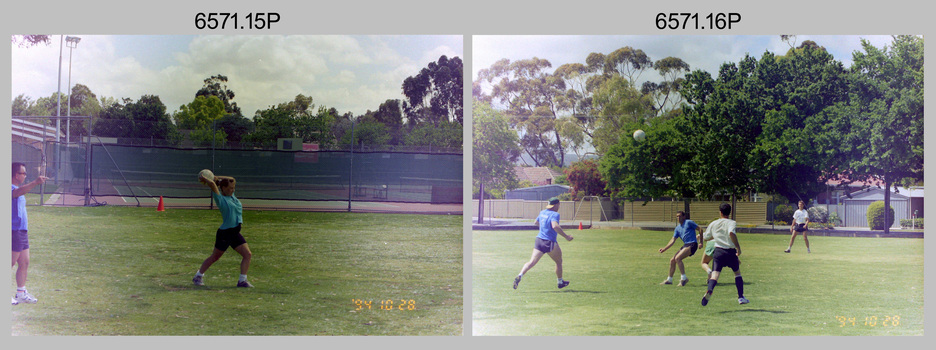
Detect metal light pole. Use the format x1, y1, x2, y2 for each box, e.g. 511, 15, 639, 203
56, 35, 63, 143
65, 36, 81, 144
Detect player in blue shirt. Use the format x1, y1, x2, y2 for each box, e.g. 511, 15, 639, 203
192, 174, 253, 288
513, 197, 574, 290
658, 211, 699, 286
12, 162, 47, 305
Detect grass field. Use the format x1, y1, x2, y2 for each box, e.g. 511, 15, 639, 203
472, 228, 923, 336
11, 204, 463, 335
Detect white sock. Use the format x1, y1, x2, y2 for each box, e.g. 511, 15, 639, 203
195, 271, 204, 277
665, 276, 673, 282
16, 287, 26, 295
558, 278, 564, 283
239, 274, 248, 282
680, 274, 687, 280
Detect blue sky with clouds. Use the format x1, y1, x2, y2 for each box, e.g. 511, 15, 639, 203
12, 35, 462, 116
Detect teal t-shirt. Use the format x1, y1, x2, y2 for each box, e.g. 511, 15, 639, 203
212, 191, 243, 230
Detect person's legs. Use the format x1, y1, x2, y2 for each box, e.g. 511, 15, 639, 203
515, 249, 546, 289
673, 247, 692, 282
519, 249, 546, 276
802, 231, 810, 252
12, 250, 27, 288
234, 243, 252, 276
546, 244, 564, 280
198, 248, 225, 274
786, 231, 798, 252
546, 245, 570, 288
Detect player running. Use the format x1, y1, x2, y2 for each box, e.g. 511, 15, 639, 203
658, 211, 699, 286
193, 175, 253, 288
700, 203, 749, 306
513, 197, 574, 290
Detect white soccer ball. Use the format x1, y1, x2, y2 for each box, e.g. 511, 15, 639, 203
198, 169, 215, 182
633, 129, 646, 142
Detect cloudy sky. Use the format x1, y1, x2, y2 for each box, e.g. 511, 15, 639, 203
12, 35, 462, 116
473, 35, 898, 92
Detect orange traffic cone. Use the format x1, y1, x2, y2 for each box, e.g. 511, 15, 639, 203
157, 196, 165, 212
578, 222, 583, 230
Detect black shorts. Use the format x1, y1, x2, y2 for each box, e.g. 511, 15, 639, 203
676, 242, 699, 258
712, 247, 740, 272
215, 224, 247, 251
12, 230, 29, 252
793, 223, 808, 232
534, 238, 558, 254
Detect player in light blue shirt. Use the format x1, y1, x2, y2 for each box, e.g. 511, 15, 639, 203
12, 162, 47, 305
514, 197, 574, 290
192, 174, 253, 288
658, 211, 699, 286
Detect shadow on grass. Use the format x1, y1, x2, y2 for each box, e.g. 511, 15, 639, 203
717, 308, 789, 314
530, 289, 607, 294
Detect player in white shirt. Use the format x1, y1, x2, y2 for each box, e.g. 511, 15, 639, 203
700, 203, 749, 306
785, 200, 810, 253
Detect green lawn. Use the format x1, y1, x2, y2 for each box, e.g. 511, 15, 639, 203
11, 206, 463, 336
472, 229, 923, 336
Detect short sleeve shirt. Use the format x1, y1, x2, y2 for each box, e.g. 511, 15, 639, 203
673, 220, 699, 244
12, 184, 27, 231
703, 218, 737, 249
536, 209, 561, 242
793, 209, 809, 224
212, 192, 243, 230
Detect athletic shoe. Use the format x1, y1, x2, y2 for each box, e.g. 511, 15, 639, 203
513, 276, 521, 290
558, 280, 570, 289
807, 249, 811, 253
678, 278, 689, 287
784, 249, 791, 253
15, 291, 37, 304
701, 292, 711, 306
12, 297, 18, 306
660, 279, 673, 285
192, 275, 204, 286
237, 280, 254, 288
738, 296, 750, 304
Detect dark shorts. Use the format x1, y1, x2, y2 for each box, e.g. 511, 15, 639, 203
675, 242, 699, 258
215, 224, 247, 251
12, 230, 29, 252
534, 238, 558, 254
712, 247, 740, 272
793, 223, 808, 232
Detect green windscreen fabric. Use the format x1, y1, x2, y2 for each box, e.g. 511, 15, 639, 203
89, 144, 462, 204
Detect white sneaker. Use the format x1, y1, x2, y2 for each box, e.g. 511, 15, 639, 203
15, 291, 37, 304
738, 296, 750, 304
12, 296, 18, 306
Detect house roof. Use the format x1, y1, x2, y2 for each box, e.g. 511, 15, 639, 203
840, 187, 910, 201
507, 184, 572, 192
514, 166, 564, 186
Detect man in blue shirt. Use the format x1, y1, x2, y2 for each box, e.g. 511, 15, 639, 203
658, 211, 699, 286
12, 162, 47, 305
513, 197, 574, 290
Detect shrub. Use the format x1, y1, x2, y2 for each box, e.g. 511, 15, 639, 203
900, 218, 924, 229
807, 206, 829, 223
828, 212, 842, 227
867, 201, 895, 230
774, 204, 794, 224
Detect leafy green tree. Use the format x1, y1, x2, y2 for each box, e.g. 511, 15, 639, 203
340, 119, 391, 149
404, 120, 462, 151
845, 36, 924, 234
603, 46, 653, 84
173, 95, 226, 130
93, 95, 181, 144
402, 55, 463, 124
473, 102, 521, 202
477, 57, 568, 167
196, 74, 241, 116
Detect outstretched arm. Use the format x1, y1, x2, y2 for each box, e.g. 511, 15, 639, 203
660, 237, 677, 253
12, 176, 48, 198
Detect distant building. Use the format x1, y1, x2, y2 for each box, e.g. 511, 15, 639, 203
514, 166, 564, 186
505, 184, 572, 201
